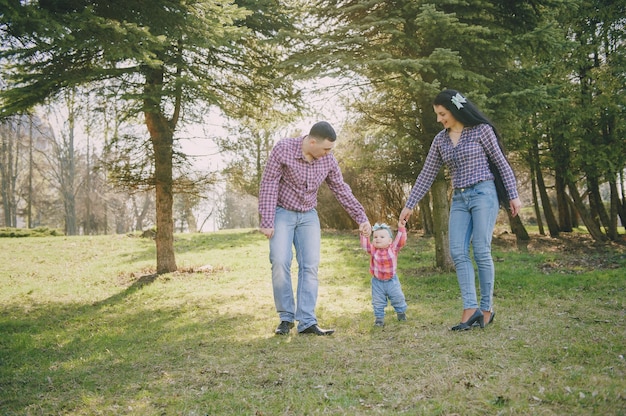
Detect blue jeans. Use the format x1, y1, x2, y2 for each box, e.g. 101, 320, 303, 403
371, 275, 407, 319
449, 180, 499, 311
269, 207, 321, 332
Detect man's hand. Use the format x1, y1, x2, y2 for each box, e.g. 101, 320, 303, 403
359, 221, 372, 236
260, 228, 274, 238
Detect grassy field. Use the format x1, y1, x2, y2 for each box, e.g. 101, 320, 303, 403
0, 228, 624, 415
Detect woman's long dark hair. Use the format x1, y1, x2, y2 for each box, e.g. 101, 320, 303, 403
433, 88, 506, 145
433, 89, 497, 131
434, 89, 510, 207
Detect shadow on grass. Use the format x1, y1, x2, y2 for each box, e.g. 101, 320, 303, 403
0, 293, 278, 412
116, 230, 265, 265
2, 231, 624, 414
2, 265, 626, 414
173, 230, 264, 254
92, 272, 159, 307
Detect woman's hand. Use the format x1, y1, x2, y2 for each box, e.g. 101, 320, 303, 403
509, 198, 522, 217
399, 207, 413, 224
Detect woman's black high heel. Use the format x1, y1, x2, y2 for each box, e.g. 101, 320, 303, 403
473, 310, 495, 327
451, 309, 484, 331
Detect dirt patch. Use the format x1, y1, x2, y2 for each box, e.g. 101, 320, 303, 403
493, 230, 626, 274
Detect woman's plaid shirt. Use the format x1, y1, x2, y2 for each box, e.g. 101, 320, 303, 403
406, 124, 518, 209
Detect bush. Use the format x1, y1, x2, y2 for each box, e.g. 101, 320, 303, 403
0, 227, 64, 237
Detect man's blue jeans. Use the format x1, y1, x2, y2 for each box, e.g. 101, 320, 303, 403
449, 180, 499, 311
269, 207, 321, 332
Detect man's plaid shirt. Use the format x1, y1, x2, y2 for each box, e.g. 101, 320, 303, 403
258, 136, 367, 229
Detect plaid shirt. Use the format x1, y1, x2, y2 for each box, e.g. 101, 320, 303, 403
258, 136, 368, 228
360, 227, 407, 281
406, 124, 519, 209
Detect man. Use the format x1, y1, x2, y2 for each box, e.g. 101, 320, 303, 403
259, 121, 372, 336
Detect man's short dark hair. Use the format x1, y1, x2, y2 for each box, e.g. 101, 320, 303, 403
309, 121, 336, 142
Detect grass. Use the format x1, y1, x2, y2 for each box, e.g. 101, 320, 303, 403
0, 229, 624, 415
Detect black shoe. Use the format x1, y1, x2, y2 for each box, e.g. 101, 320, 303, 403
374, 318, 385, 327
451, 309, 484, 331
299, 324, 335, 336
473, 310, 496, 327
275, 321, 294, 335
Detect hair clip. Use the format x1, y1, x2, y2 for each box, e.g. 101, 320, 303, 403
372, 223, 393, 237
451, 93, 467, 109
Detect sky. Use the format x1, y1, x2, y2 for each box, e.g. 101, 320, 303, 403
32, 77, 359, 232
181, 76, 358, 172
178, 77, 360, 231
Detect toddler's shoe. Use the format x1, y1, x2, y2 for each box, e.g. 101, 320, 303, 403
397, 312, 407, 321
374, 317, 385, 327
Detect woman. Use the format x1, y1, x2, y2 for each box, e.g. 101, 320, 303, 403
399, 89, 522, 330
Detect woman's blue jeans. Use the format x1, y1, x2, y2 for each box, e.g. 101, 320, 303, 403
449, 180, 499, 311
269, 207, 321, 332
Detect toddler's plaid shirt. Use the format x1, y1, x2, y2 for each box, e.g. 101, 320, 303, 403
360, 227, 407, 281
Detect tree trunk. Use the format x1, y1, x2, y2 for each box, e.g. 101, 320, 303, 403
1, 130, 11, 226
566, 180, 608, 242
64, 191, 77, 235
28, 116, 33, 228
614, 174, 626, 233
555, 171, 573, 232
9, 122, 19, 228
587, 176, 616, 240
431, 173, 453, 271
147, 115, 177, 274
506, 209, 530, 250
64, 101, 77, 236
551, 130, 574, 232
527, 143, 544, 235
537, 174, 559, 238
533, 138, 560, 237
530, 164, 545, 235
144, 67, 177, 274
608, 179, 620, 240
615, 170, 626, 229
418, 192, 434, 237
134, 193, 152, 231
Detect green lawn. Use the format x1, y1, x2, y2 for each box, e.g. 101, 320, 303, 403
0, 229, 624, 415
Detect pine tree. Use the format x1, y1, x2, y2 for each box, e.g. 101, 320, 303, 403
1, 0, 301, 273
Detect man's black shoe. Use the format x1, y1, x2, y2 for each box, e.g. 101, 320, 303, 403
298, 324, 335, 336
275, 321, 294, 335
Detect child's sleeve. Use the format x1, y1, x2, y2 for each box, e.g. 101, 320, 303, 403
395, 226, 407, 249
360, 233, 372, 254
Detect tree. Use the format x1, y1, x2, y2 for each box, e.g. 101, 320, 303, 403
1, 0, 301, 273
216, 109, 298, 199
303, 0, 547, 268
0, 115, 23, 227
567, 0, 626, 240
218, 185, 259, 229
35, 90, 84, 235
504, 0, 626, 241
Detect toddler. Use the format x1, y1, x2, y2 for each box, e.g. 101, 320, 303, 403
360, 220, 408, 327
